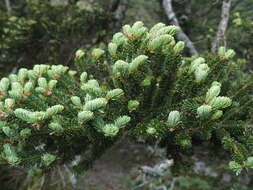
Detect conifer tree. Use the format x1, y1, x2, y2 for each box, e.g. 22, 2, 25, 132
0, 21, 252, 176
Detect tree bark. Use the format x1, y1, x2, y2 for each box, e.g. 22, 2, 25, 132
111, 0, 128, 24
211, 0, 231, 53
4, 0, 11, 15
163, 0, 198, 56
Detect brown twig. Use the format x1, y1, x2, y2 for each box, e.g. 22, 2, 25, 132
211, 0, 232, 53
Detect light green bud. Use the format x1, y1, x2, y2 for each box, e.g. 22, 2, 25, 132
20, 128, 31, 138
35, 87, 46, 94
71, 96, 82, 106
205, 83, 221, 103
18, 68, 28, 81
167, 111, 181, 127
190, 57, 205, 73
41, 153, 56, 166
49, 65, 69, 78
106, 89, 124, 100
2, 127, 15, 137
9, 90, 22, 100
75, 49, 85, 59
112, 32, 126, 46
129, 55, 148, 73
78, 111, 94, 123
113, 60, 129, 76
83, 98, 107, 111
198, 63, 210, 71
9, 74, 18, 83
146, 127, 156, 135
149, 34, 173, 50
194, 64, 210, 83
229, 161, 242, 175
11, 82, 22, 91
179, 138, 192, 148
84, 79, 99, 87
68, 70, 77, 76
157, 26, 175, 36
211, 81, 222, 87
195, 70, 208, 83
132, 21, 144, 31
46, 105, 64, 116
173, 41, 185, 54
24, 82, 33, 93
122, 24, 133, 36
33, 112, 48, 121
209, 96, 232, 109
128, 100, 140, 111
225, 49, 236, 59
48, 80, 57, 89
149, 23, 166, 35
134, 27, 147, 38
91, 48, 105, 59
233, 18, 242, 26
49, 122, 64, 133
81, 80, 102, 96
218, 46, 226, 56
3, 144, 20, 165
245, 157, 253, 169
14, 109, 35, 123
197, 105, 212, 118
211, 110, 223, 120
103, 124, 119, 137
33, 65, 50, 75
140, 76, 152, 87
132, 21, 146, 37
80, 72, 88, 82
0, 78, 10, 91
108, 42, 118, 56
167, 25, 180, 35
27, 70, 37, 80
38, 77, 47, 88
114, 116, 131, 128
84, 94, 92, 102
5, 98, 15, 109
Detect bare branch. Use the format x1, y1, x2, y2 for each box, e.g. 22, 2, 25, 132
4, 0, 11, 15
163, 0, 199, 56
211, 0, 231, 53
111, 0, 128, 23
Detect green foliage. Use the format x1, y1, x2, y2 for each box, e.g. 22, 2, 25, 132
0, 21, 252, 178
0, 0, 108, 76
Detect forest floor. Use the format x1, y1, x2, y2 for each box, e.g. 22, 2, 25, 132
75, 141, 252, 190
80, 140, 159, 190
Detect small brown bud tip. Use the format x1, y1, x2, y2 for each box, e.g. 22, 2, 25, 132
220, 56, 228, 61
127, 34, 134, 40
169, 128, 175, 132
0, 113, 8, 118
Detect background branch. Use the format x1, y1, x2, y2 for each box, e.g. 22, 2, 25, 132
211, 0, 231, 53
111, 0, 128, 25
4, 0, 12, 15
162, 0, 199, 56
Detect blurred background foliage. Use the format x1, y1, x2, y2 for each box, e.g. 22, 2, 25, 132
0, 0, 252, 189
1, 0, 252, 74
0, 0, 109, 76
